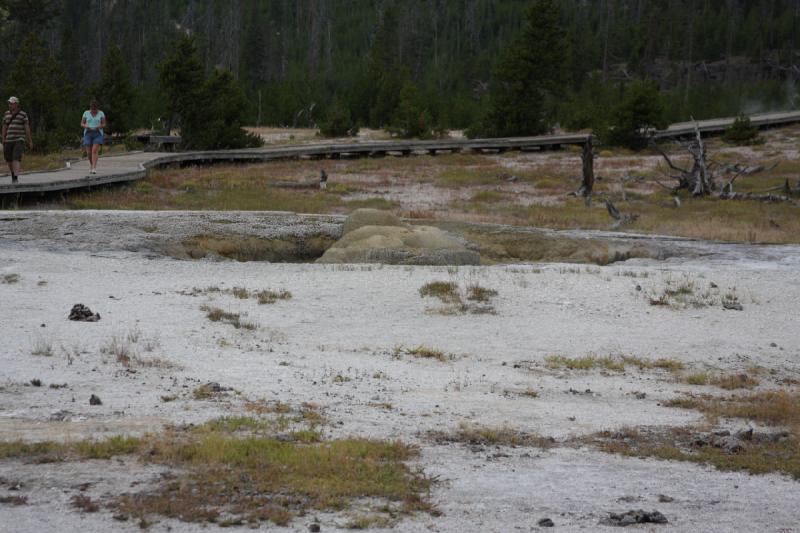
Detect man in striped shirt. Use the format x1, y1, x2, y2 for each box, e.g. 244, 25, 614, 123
2, 96, 33, 183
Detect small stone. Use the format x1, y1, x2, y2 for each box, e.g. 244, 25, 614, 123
658, 494, 674, 503
40, 323, 46, 328
538, 517, 555, 527
308, 524, 321, 532
601, 510, 669, 527
68, 304, 101, 322
770, 342, 778, 347
89, 394, 102, 406
712, 436, 743, 454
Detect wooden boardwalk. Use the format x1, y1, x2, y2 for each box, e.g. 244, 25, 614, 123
3, 110, 800, 197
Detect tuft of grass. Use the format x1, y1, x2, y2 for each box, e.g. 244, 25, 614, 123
199, 416, 276, 434
545, 355, 624, 372
466, 284, 498, 303
100, 335, 133, 366
30, 378, 42, 387
193, 383, 227, 400
428, 424, 553, 448
646, 276, 727, 309
712, 373, 760, 390
231, 287, 250, 299
71, 494, 100, 513
621, 356, 685, 372
419, 281, 460, 304
256, 289, 292, 305
1, 273, 20, 284
683, 373, 760, 390
419, 280, 498, 315
202, 306, 257, 330
684, 373, 709, 385
0, 495, 27, 505
397, 345, 449, 362
510, 387, 539, 398
30, 337, 54, 357
346, 514, 395, 529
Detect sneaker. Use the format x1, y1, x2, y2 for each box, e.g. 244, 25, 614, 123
90, 169, 97, 174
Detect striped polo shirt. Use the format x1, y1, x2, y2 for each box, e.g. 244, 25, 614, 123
3, 110, 29, 142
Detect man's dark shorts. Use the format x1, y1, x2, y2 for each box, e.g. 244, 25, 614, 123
3, 140, 24, 162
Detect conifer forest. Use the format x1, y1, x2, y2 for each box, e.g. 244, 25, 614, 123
1, 0, 800, 148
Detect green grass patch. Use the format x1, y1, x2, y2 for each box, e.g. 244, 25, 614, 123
0, 411, 432, 528
468, 190, 507, 203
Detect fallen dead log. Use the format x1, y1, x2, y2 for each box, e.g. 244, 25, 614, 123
605, 199, 639, 229
718, 191, 795, 203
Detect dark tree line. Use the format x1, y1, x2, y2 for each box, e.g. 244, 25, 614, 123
1, 0, 800, 150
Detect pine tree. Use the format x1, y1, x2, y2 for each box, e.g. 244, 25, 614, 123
365, 7, 406, 128
319, 96, 358, 137
157, 34, 204, 134
182, 69, 262, 150
475, 0, 567, 137
602, 79, 667, 149
391, 80, 432, 138
3, 31, 72, 151
96, 44, 134, 135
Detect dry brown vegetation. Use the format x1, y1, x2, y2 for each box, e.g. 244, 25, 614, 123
394, 345, 450, 362
584, 390, 800, 480
681, 372, 760, 390
428, 424, 554, 448
419, 280, 498, 314
1, 273, 20, 284
49, 130, 800, 244
544, 354, 684, 373
201, 305, 257, 330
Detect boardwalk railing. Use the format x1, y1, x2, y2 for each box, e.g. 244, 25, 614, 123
3, 110, 800, 197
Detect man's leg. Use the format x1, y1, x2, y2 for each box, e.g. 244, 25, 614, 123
4, 142, 14, 181
12, 142, 23, 181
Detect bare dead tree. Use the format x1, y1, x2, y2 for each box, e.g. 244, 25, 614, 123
651, 122, 794, 203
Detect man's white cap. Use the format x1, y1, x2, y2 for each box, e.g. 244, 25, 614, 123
7, 96, 19, 104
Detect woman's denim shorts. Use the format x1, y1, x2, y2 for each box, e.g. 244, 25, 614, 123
83, 130, 104, 146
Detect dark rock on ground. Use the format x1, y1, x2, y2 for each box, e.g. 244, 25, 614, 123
89, 394, 102, 406
68, 304, 100, 322
600, 510, 668, 527
538, 517, 555, 527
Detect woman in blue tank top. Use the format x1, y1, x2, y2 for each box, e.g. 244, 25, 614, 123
80, 99, 106, 174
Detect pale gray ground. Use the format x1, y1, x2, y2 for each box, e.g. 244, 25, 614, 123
1, 211, 799, 532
